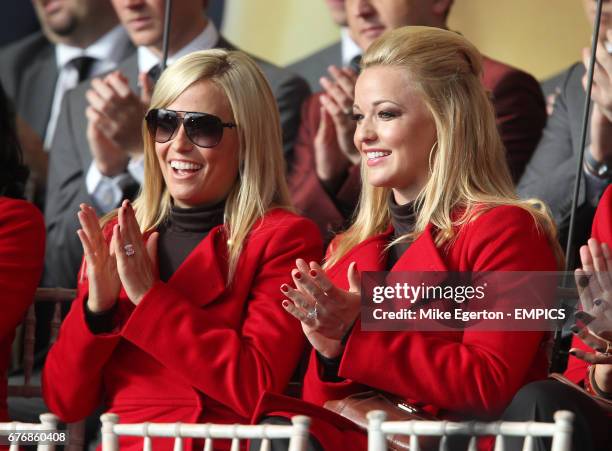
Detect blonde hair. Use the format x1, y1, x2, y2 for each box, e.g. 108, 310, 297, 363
326, 26, 562, 268
104, 49, 292, 282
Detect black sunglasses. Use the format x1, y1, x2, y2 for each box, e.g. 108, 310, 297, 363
145, 108, 236, 148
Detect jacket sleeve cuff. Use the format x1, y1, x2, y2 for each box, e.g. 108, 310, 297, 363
302, 348, 361, 406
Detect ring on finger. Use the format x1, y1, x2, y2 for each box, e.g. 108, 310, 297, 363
306, 302, 319, 320
124, 243, 135, 257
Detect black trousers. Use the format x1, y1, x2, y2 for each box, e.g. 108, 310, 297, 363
501, 379, 611, 451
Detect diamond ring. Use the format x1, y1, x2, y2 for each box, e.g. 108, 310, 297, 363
124, 243, 135, 257
306, 303, 318, 321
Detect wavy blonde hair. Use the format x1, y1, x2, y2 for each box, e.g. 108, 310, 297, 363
104, 49, 292, 282
326, 26, 562, 268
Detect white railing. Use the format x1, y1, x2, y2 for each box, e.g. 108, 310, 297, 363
367, 410, 574, 451
100, 413, 311, 451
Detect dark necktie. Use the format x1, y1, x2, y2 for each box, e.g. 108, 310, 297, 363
148, 64, 163, 83
349, 54, 362, 74
70, 55, 96, 82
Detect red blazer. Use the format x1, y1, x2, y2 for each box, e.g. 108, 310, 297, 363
565, 185, 612, 384
42, 209, 322, 451
289, 57, 546, 240
0, 197, 45, 421
255, 205, 557, 451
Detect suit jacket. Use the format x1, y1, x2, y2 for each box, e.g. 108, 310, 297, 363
540, 69, 567, 99
287, 41, 341, 93
254, 205, 557, 451
518, 63, 604, 250
0, 197, 45, 421
43, 36, 310, 289
289, 56, 547, 241
0, 32, 57, 140
565, 184, 612, 385
42, 209, 322, 451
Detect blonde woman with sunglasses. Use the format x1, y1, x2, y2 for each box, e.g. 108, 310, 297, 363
42, 49, 322, 451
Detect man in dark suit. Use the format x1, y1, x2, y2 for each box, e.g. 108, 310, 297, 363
0, 0, 132, 189
518, 0, 612, 253
288, 0, 360, 92
44, 0, 310, 288
289, 0, 547, 240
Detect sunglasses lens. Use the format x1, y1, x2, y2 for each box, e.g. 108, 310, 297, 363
186, 114, 223, 148
146, 109, 178, 143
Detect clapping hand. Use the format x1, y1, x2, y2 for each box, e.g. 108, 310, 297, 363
77, 204, 121, 313
572, 238, 612, 364
583, 33, 612, 167
314, 66, 360, 185
77, 201, 158, 310
111, 200, 159, 305
281, 259, 361, 358
86, 71, 152, 176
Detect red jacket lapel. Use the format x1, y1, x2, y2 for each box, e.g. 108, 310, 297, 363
391, 224, 448, 272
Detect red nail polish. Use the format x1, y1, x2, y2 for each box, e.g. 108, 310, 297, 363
310, 269, 317, 277
295, 272, 302, 280
281, 284, 289, 293
282, 300, 289, 308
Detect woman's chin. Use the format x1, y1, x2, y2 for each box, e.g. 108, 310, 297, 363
366, 177, 393, 189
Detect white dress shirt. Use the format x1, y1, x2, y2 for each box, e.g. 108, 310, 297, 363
45, 25, 132, 149
86, 20, 220, 213
341, 28, 361, 67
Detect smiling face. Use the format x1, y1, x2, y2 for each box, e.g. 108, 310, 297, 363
155, 79, 239, 208
353, 65, 437, 204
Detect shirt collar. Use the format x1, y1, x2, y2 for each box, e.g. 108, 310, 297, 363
55, 25, 131, 68
137, 19, 219, 74
341, 27, 361, 67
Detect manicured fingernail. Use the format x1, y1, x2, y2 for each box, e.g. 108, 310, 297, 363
594, 298, 604, 306
310, 270, 317, 277
294, 272, 302, 280
569, 350, 577, 356
595, 347, 606, 353
280, 284, 289, 293
578, 276, 589, 288
282, 300, 289, 308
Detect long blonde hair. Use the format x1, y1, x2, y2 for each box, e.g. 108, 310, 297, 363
104, 49, 292, 282
326, 26, 562, 267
